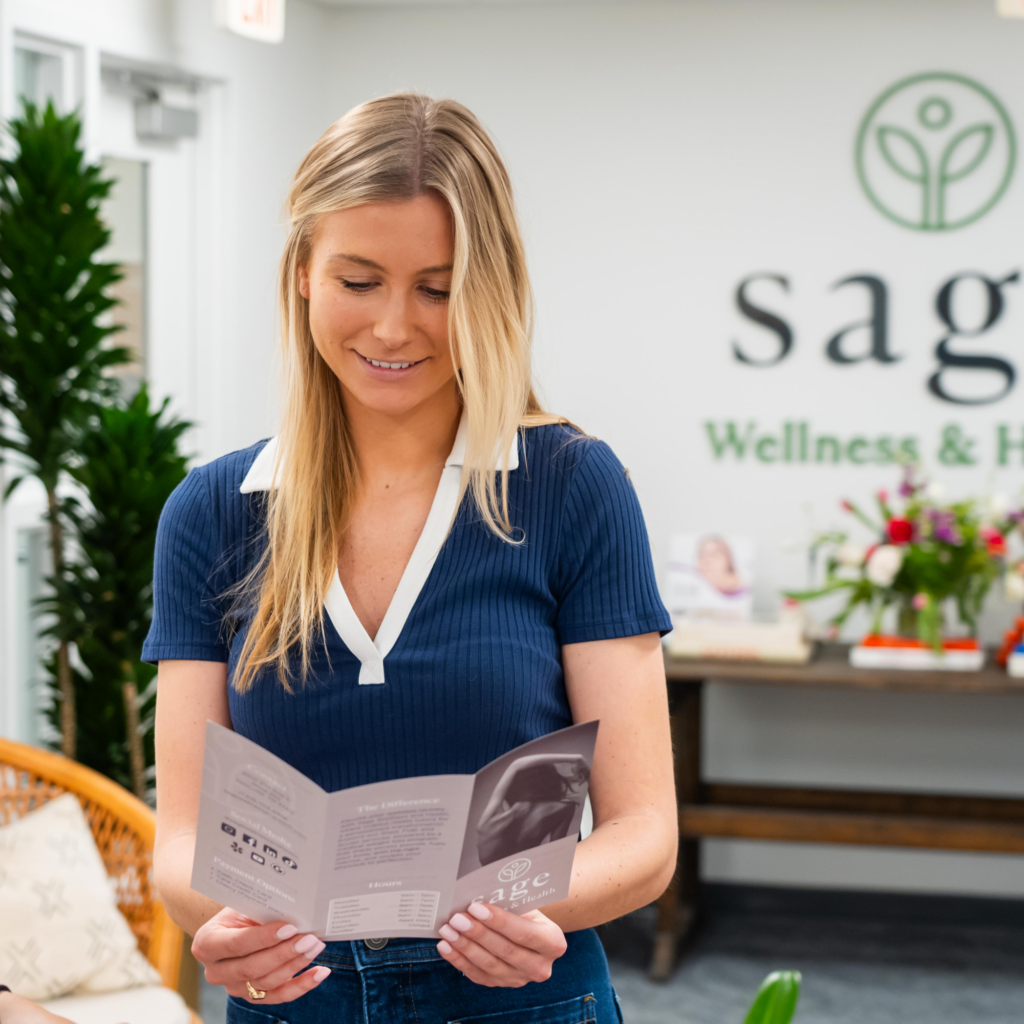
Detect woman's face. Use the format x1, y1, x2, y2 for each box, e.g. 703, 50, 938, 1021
298, 193, 457, 419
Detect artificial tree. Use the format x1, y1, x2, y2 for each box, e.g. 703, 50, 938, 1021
51, 387, 189, 797
0, 102, 128, 758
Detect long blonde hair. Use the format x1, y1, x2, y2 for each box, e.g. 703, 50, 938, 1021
233, 93, 560, 693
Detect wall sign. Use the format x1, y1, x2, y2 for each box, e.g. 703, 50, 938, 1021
855, 72, 1016, 232
215, 0, 285, 44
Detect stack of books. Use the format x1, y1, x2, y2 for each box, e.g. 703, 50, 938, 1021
665, 618, 811, 664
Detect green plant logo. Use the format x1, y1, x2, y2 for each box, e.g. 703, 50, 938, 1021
855, 72, 1016, 231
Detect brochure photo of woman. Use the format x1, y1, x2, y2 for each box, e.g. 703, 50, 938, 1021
457, 722, 597, 878
476, 754, 590, 867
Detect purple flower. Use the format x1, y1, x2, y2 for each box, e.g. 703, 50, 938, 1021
898, 466, 918, 498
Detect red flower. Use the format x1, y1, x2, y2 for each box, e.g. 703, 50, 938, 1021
887, 517, 913, 544
981, 527, 1007, 556
840, 499, 853, 512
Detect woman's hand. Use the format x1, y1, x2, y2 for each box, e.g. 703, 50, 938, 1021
192, 908, 330, 1004
436, 903, 567, 987
0, 992, 76, 1024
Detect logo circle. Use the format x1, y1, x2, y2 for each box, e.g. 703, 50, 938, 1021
497, 857, 531, 883
855, 72, 1016, 231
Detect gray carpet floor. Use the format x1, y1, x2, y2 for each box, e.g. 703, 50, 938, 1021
198, 899, 1024, 1023
600, 903, 1024, 1024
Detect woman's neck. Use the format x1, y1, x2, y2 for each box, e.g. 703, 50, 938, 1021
342, 382, 462, 492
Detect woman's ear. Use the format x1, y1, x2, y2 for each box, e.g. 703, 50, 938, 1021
298, 264, 310, 300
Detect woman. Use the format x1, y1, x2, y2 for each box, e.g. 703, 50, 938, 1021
147, 93, 677, 1023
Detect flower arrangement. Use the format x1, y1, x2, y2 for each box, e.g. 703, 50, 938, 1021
787, 468, 1024, 652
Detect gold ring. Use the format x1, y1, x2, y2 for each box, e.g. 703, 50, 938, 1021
246, 980, 267, 1000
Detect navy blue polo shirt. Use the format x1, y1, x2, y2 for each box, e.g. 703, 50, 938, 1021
143, 423, 671, 792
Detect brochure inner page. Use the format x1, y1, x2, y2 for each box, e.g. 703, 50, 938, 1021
191, 722, 328, 930
315, 775, 473, 940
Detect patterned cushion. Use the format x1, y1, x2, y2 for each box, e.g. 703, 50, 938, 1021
0, 793, 161, 1000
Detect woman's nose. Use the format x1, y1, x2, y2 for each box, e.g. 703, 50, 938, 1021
373, 293, 414, 348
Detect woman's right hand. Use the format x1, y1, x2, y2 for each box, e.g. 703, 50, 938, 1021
192, 908, 330, 1004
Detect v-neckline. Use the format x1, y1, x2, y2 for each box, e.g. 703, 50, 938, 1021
238, 415, 520, 685
323, 455, 464, 685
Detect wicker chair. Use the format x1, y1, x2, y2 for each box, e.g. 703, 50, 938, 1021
0, 736, 201, 1023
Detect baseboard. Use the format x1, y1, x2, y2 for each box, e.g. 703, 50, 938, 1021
700, 881, 1024, 929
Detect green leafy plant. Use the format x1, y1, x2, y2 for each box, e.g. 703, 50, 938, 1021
0, 101, 129, 757
744, 970, 802, 1024
787, 467, 1023, 650
44, 387, 189, 797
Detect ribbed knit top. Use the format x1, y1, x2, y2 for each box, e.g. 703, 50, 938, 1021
142, 424, 671, 793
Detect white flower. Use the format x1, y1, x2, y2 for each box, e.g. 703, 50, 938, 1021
990, 493, 1011, 518
1006, 571, 1024, 603
866, 545, 904, 587
836, 543, 866, 568
926, 482, 946, 501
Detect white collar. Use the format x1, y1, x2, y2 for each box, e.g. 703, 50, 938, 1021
239, 414, 518, 494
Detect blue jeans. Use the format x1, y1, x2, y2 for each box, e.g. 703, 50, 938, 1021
226, 928, 623, 1024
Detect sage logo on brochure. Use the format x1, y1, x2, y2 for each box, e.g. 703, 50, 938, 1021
855, 72, 1016, 231
497, 857, 532, 883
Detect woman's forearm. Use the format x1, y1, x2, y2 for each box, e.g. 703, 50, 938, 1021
541, 811, 677, 933
154, 831, 225, 938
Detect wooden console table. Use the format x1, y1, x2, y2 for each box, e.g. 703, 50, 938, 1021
649, 643, 1024, 980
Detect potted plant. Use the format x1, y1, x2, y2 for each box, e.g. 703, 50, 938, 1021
0, 101, 128, 757
787, 467, 1023, 669
745, 970, 801, 1024
49, 386, 190, 799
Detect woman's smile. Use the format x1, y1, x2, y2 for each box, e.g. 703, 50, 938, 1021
355, 351, 428, 375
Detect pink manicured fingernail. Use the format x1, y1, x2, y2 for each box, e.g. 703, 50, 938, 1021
439, 924, 459, 942
312, 965, 331, 982
276, 924, 298, 940
450, 914, 473, 932
303, 940, 326, 960
467, 902, 491, 921
437, 940, 453, 955
295, 934, 320, 954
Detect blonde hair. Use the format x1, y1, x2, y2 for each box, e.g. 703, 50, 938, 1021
233, 93, 561, 693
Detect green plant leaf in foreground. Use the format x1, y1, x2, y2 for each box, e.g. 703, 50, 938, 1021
744, 970, 802, 1024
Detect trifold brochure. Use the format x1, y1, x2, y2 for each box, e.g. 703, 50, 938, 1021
191, 720, 599, 940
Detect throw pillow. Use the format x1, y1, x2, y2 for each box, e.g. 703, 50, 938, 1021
0, 792, 161, 1000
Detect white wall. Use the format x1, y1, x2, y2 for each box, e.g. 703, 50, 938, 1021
2, 0, 1023, 899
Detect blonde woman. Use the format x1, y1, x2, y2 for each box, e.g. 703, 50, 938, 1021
147, 94, 676, 1023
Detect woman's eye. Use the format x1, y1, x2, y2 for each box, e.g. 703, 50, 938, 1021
341, 279, 376, 293
422, 287, 450, 303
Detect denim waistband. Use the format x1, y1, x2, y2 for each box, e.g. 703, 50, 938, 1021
316, 937, 444, 971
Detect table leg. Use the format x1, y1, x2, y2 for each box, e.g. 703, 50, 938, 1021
648, 682, 703, 981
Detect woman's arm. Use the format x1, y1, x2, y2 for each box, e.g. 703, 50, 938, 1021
154, 660, 330, 1005
153, 659, 233, 936
547, 631, 677, 930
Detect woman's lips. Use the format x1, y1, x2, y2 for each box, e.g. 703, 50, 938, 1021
355, 352, 426, 378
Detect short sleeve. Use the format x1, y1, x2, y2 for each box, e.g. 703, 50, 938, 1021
554, 440, 672, 645
142, 467, 232, 663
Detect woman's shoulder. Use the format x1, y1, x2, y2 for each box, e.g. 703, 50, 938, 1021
160, 438, 272, 528
519, 421, 626, 486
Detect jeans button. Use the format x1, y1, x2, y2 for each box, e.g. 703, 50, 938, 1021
364, 937, 388, 950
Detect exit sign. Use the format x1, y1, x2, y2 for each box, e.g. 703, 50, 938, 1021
215, 0, 285, 43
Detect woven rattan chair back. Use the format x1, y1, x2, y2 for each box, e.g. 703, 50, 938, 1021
0, 736, 183, 988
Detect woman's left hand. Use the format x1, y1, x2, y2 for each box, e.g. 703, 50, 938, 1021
436, 903, 567, 987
